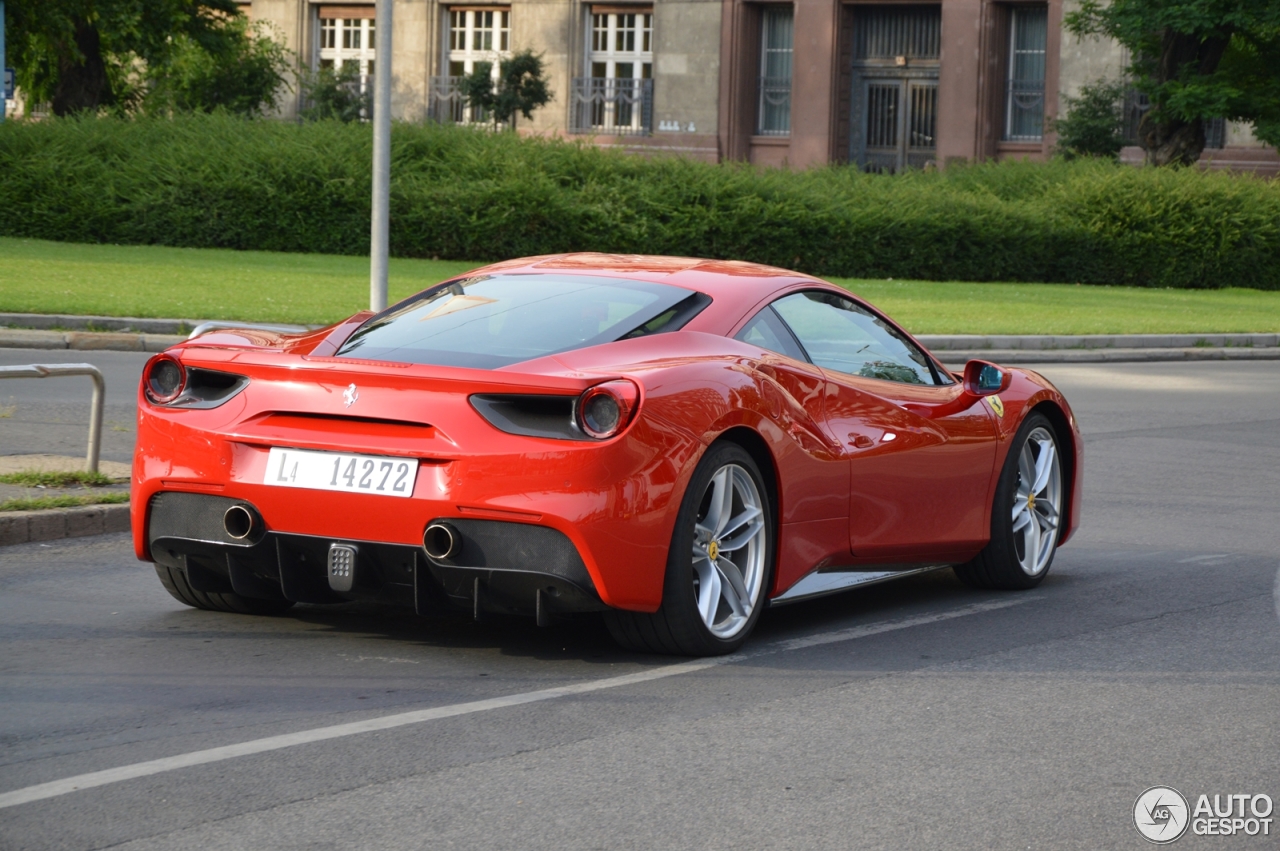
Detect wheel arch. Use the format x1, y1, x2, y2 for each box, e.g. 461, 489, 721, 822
710, 426, 781, 531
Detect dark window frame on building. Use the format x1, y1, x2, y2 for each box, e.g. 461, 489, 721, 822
1003, 4, 1047, 142
756, 6, 794, 136
848, 4, 942, 173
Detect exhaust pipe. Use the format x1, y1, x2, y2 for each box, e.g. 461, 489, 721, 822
223, 504, 261, 541
423, 522, 460, 561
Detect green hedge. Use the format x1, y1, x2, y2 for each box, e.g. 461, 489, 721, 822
3, 114, 1279, 289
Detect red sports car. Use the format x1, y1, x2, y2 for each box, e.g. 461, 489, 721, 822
133, 254, 1081, 656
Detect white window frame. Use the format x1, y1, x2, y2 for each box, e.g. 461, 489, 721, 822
444, 7, 512, 124
447, 7, 511, 76
586, 8, 653, 132
316, 11, 377, 92
588, 9, 653, 81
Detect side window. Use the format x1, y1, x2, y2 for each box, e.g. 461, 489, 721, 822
771, 291, 942, 385
734, 305, 807, 362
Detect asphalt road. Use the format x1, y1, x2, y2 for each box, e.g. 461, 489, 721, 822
1, 355, 1278, 850
0, 349, 148, 465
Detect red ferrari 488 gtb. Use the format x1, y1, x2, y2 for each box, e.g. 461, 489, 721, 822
133, 254, 1081, 656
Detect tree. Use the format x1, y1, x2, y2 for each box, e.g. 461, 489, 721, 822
299, 64, 370, 123
145, 18, 292, 117
1066, 0, 1280, 166
3, 0, 288, 116
1054, 80, 1127, 159
459, 49, 552, 130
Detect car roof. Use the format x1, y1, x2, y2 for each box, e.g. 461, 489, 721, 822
467, 253, 823, 305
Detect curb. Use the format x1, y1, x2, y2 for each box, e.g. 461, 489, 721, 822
0, 312, 199, 336
0, 328, 186, 352
917, 332, 1279, 351
0, 503, 131, 547
937, 347, 1280, 365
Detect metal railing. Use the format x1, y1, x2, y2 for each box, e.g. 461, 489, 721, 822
1004, 79, 1045, 141
0, 364, 104, 473
429, 75, 467, 124
429, 76, 497, 125
570, 77, 653, 136
756, 76, 792, 136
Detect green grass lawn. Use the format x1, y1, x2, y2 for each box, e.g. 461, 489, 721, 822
1, 237, 1278, 335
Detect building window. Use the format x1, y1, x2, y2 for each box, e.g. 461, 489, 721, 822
1004, 5, 1047, 141
431, 7, 511, 123
316, 8, 376, 90
571, 8, 654, 135
756, 7, 793, 136
1122, 88, 1226, 149
448, 7, 511, 73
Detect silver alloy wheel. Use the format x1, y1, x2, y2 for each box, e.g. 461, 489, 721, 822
690, 463, 768, 639
1011, 426, 1063, 576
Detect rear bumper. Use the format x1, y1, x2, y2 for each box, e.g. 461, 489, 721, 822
146, 492, 606, 617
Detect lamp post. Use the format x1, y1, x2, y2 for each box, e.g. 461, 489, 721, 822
369, 0, 392, 312
1, 0, 7, 123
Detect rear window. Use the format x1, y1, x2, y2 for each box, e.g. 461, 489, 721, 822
337, 274, 705, 369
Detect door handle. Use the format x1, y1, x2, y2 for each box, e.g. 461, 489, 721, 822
848, 433, 875, 449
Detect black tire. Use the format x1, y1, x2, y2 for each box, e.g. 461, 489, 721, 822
604, 442, 775, 656
955, 412, 1064, 590
153, 563, 295, 615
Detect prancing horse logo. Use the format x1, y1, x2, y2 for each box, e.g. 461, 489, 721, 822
343, 383, 359, 407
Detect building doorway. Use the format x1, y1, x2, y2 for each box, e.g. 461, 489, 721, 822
849, 5, 941, 171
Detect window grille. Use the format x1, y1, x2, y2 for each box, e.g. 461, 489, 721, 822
570, 78, 654, 136
1004, 6, 1047, 141
756, 7, 794, 136
572, 10, 653, 135
854, 5, 940, 61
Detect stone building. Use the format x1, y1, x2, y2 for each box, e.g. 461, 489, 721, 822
243, 0, 1277, 172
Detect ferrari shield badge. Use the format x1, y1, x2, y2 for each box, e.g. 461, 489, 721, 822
986, 395, 1005, 417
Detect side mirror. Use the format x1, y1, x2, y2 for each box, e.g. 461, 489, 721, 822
963, 360, 1010, 397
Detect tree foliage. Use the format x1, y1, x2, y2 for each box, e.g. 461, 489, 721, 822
145, 18, 291, 117
459, 50, 552, 130
1066, 0, 1280, 166
6, 115, 1280, 290
1055, 80, 1127, 160
300, 64, 370, 123
3, 0, 291, 116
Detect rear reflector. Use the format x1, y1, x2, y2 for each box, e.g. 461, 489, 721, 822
327, 544, 357, 592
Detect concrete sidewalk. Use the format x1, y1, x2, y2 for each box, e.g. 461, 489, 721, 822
0, 455, 132, 547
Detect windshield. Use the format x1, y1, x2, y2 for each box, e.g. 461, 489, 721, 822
337, 274, 703, 368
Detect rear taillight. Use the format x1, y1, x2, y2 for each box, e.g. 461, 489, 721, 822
144, 354, 187, 404
576, 380, 639, 439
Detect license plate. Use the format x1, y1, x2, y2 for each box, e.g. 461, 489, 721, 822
264, 447, 417, 498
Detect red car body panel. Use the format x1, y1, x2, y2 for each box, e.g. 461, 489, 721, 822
132, 254, 1083, 613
